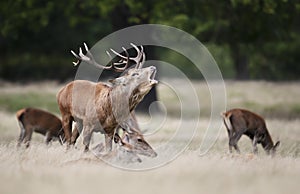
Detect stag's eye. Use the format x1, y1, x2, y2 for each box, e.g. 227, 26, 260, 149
137, 138, 143, 142
132, 73, 139, 76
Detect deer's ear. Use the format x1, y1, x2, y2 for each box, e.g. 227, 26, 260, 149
123, 133, 130, 143
109, 77, 125, 85
114, 133, 123, 145
274, 141, 280, 149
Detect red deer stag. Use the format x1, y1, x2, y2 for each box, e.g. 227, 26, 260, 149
222, 108, 280, 155
57, 43, 158, 154
16, 108, 65, 148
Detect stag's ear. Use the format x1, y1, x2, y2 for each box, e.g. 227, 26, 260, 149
109, 77, 125, 85
274, 141, 280, 149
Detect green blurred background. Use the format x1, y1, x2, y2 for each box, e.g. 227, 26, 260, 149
1, 0, 299, 82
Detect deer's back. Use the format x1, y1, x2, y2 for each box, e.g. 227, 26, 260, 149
228, 109, 267, 136
17, 108, 61, 135
57, 80, 112, 122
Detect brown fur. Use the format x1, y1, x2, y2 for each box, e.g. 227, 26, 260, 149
57, 66, 157, 152
16, 108, 64, 148
221, 108, 280, 155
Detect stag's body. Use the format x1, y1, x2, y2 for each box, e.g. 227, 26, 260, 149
16, 108, 64, 148
57, 42, 157, 153
222, 108, 280, 155
57, 80, 116, 150
57, 67, 157, 152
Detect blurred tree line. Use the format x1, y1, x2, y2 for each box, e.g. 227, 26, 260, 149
0, 0, 299, 81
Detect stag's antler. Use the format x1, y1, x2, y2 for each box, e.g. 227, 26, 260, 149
71, 43, 129, 72
109, 43, 145, 69
71, 43, 145, 71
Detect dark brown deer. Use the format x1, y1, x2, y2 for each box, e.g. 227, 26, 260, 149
16, 108, 65, 148
221, 108, 280, 155
57, 43, 158, 154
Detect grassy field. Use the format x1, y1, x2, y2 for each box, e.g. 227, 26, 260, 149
0, 80, 299, 194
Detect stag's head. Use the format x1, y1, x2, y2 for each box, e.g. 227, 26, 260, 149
110, 66, 157, 111
71, 42, 158, 125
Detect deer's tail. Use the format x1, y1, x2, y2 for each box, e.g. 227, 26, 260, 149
221, 111, 233, 131
16, 108, 27, 130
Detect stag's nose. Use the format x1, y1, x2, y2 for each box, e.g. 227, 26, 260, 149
149, 66, 156, 71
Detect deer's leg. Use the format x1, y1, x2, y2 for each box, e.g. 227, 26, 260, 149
252, 136, 258, 154
229, 131, 243, 154
104, 133, 113, 152
24, 130, 33, 148
45, 131, 53, 145
17, 126, 26, 147
82, 126, 93, 152
226, 129, 233, 153
62, 115, 73, 148
71, 121, 82, 145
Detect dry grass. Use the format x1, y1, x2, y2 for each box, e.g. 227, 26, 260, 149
0, 80, 300, 194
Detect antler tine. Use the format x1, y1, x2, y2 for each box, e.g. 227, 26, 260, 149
138, 50, 146, 69
110, 48, 128, 59
70, 42, 113, 69
70, 50, 81, 66
135, 45, 145, 69
112, 47, 130, 72
130, 43, 144, 68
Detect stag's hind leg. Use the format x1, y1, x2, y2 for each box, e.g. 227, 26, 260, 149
61, 115, 73, 148
71, 120, 83, 146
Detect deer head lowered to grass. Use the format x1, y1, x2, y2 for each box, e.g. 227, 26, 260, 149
221, 108, 280, 156
92, 133, 142, 163
57, 42, 157, 157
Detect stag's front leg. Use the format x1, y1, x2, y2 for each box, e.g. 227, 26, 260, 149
82, 126, 93, 152
61, 115, 73, 148
104, 133, 113, 153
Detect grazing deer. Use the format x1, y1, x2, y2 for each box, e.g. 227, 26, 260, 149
57, 43, 158, 153
118, 114, 157, 157
92, 133, 142, 163
221, 108, 280, 155
16, 108, 65, 148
